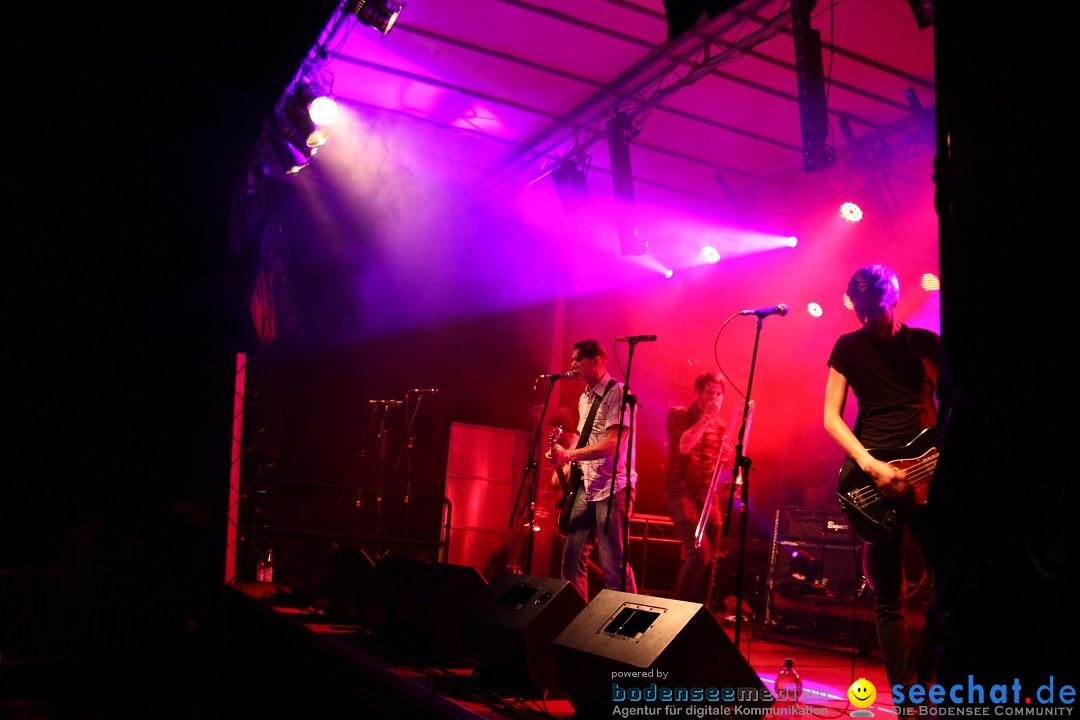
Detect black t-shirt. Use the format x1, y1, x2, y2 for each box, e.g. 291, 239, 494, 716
828, 324, 939, 449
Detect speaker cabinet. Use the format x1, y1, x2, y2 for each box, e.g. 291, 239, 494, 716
461, 573, 587, 694
771, 540, 862, 599
353, 553, 427, 630
392, 561, 487, 665
552, 590, 770, 718
277, 541, 375, 617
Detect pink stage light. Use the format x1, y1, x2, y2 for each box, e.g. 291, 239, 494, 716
920, 273, 940, 291
807, 302, 823, 317
701, 246, 720, 263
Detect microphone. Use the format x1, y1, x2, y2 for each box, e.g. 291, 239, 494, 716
409, 388, 440, 395
536, 371, 578, 381
738, 304, 788, 318
614, 334, 657, 343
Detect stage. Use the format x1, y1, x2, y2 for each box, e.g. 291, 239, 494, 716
212, 577, 900, 719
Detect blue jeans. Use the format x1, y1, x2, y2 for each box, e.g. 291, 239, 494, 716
561, 486, 637, 599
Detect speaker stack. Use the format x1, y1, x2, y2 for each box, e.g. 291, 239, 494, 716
762, 506, 871, 646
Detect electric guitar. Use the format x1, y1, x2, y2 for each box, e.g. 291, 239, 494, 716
551, 426, 582, 536
836, 426, 939, 544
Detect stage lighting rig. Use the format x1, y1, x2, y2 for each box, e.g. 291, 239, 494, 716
349, 0, 405, 35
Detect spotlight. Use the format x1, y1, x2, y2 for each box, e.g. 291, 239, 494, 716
840, 202, 863, 222
350, 0, 405, 35
551, 153, 591, 214
309, 96, 339, 127
285, 80, 337, 149
701, 246, 720, 264
270, 133, 310, 175
270, 114, 313, 174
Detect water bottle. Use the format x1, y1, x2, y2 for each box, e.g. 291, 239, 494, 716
255, 548, 274, 583
263, 549, 274, 584
775, 658, 802, 703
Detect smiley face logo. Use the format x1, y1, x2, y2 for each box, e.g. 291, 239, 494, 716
848, 678, 876, 708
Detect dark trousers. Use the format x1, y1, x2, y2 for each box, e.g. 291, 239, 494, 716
864, 505, 936, 695
673, 519, 721, 604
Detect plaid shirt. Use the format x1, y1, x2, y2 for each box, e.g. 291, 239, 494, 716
576, 373, 636, 501
665, 403, 729, 526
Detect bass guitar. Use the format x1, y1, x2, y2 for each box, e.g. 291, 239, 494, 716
551, 426, 582, 536
836, 426, 939, 544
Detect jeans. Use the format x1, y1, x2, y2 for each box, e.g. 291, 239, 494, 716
561, 486, 637, 600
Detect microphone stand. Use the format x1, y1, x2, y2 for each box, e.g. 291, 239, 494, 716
723, 314, 769, 649
509, 378, 558, 574
394, 391, 427, 556
606, 341, 640, 593
368, 401, 398, 557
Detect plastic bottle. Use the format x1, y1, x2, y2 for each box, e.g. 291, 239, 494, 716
775, 658, 802, 703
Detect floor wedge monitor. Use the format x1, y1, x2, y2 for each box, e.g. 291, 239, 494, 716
460, 573, 587, 694
552, 590, 770, 718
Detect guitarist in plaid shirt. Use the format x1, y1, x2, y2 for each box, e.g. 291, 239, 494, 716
547, 339, 638, 600
824, 264, 939, 705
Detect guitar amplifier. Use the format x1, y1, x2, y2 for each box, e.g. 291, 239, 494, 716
781, 506, 854, 544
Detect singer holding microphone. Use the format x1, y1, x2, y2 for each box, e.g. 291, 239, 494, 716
665, 371, 733, 603
546, 339, 637, 599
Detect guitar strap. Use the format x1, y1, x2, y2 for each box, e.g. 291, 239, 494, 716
576, 379, 617, 452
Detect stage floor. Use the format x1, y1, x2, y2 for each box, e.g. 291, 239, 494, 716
221, 580, 903, 719
0, 578, 908, 720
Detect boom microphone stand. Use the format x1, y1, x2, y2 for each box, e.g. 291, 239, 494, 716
508, 375, 561, 573
724, 306, 784, 647
607, 335, 655, 592
366, 399, 401, 556
395, 388, 439, 555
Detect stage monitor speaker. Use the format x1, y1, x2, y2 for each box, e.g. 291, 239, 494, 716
321, 546, 377, 618
277, 541, 375, 616
460, 573, 587, 694
552, 590, 770, 718
353, 553, 427, 630
392, 561, 487, 665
